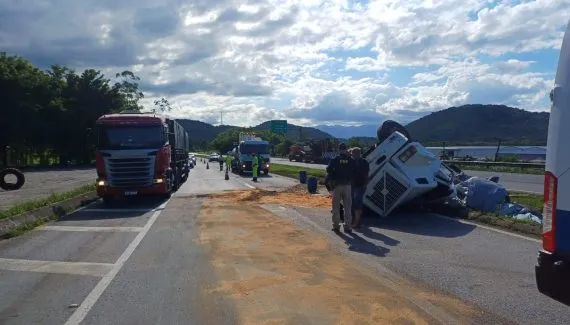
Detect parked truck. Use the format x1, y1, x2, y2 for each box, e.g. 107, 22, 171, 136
94, 111, 190, 204
231, 132, 270, 175
288, 139, 340, 164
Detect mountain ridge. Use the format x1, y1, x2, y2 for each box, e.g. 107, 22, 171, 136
178, 104, 550, 149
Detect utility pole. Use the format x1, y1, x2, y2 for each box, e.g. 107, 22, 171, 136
220, 111, 223, 125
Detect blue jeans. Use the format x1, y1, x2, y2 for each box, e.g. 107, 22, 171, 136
351, 186, 365, 215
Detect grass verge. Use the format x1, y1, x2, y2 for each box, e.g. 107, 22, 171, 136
271, 163, 326, 182
0, 183, 96, 220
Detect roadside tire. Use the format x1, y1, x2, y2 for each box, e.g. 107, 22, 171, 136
0, 168, 26, 191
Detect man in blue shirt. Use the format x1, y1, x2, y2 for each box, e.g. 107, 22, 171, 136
326, 143, 356, 233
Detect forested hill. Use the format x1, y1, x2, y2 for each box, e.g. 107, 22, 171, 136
405, 104, 549, 146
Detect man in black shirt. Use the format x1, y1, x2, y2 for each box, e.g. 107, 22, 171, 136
326, 143, 356, 233
350, 147, 369, 228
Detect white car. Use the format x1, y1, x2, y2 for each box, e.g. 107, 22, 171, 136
208, 153, 220, 162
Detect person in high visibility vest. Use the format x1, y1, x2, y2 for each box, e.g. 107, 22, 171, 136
251, 152, 259, 182
225, 154, 232, 173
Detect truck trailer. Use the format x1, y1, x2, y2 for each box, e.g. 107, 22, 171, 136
94, 112, 190, 204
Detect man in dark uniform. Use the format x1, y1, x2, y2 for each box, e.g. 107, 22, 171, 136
326, 143, 356, 233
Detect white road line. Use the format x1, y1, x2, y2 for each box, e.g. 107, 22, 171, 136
39, 226, 144, 233
81, 208, 159, 213
243, 182, 256, 189
432, 214, 541, 243
64, 200, 169, 325
0, 258, 113, 277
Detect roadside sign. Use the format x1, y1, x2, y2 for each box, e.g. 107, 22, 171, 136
271, 120, 288, 134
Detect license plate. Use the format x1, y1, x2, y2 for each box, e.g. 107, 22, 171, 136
124, 191, 138, 196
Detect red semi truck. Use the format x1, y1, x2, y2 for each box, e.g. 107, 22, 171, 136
94, 111, 190, 204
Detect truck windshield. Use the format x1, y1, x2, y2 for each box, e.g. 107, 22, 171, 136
98, 126, 165, 149
240, 143, 269, 154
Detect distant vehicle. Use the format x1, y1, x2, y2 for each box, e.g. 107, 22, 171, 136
231, 132, 270, 175
288, 139, 340, 164
535, 19, 570, 307
188, 153, 196, 168
93, 112, 190, 204
208, 153, 220, 162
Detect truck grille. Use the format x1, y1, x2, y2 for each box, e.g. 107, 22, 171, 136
105, 157, 155, 188
367, 172, 408, 215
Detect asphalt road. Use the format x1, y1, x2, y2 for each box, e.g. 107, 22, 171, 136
269, 205, 570, 325
0, 163, 295, 325
0, 162, 561, 324
271, 157, 544, 194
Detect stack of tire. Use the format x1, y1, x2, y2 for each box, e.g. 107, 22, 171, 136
0, 168, 25, 191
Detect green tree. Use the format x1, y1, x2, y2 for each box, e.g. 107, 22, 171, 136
113, 70, 144, 111
153, 97, 172, 113
347, 137, 362, 148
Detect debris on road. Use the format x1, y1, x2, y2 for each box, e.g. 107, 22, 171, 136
454, 174, 542, 224
197, 197, 485, 324
210, 184, 331, 209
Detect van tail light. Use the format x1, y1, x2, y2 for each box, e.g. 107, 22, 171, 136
543, 171, 558, 252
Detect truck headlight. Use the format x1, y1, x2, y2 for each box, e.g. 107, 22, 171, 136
97, 180, 106, 186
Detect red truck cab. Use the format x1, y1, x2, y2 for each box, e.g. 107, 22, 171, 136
94, 112, 180, 203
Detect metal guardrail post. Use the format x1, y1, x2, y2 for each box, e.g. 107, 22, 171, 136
442, 160, 545, 169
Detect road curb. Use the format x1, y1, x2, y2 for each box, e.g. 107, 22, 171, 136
0, 191, 99, 238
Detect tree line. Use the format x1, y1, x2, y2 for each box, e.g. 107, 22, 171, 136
0, 52, 174, 167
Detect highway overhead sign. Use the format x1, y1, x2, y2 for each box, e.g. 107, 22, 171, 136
271, 120, 288, 134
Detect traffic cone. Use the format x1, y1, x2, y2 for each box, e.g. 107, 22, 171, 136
206, 162, 209, 169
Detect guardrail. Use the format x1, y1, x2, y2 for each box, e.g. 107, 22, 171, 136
442, 160, 545, 169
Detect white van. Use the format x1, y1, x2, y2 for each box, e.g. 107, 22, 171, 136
535, 19, 570, 306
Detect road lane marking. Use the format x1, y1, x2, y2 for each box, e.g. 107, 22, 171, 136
243, 182, 256, 189
433, 214, 541, 243
39, 226, 144, 233
0, 258, 113, 277
64, 199, 169, 325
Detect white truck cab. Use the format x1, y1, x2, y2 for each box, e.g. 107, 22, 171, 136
535, 19, 570, 306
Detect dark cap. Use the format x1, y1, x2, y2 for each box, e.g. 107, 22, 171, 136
339, 143, 347, 150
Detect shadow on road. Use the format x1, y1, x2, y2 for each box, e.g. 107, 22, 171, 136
57, 197, 168, 221
335, 231, 391, 257
363, 212, 476, 238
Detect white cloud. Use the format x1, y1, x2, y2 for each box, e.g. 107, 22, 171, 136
0, 0, 567, 128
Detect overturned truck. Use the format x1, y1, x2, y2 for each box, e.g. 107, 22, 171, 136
361, 121, 457, 217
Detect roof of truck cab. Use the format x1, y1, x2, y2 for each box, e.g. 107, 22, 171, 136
96, 113, 166, 125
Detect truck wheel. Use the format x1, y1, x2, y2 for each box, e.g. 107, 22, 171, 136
263, 170, 268, 175
0, 168, 25, 191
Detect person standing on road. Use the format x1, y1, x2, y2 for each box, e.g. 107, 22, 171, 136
251, 152, 259, 182
350, 147, 369, 229
225, 153, 232, 173
326, 143, 355, 233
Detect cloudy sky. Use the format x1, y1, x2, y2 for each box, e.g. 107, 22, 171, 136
1, 0, 568, 129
